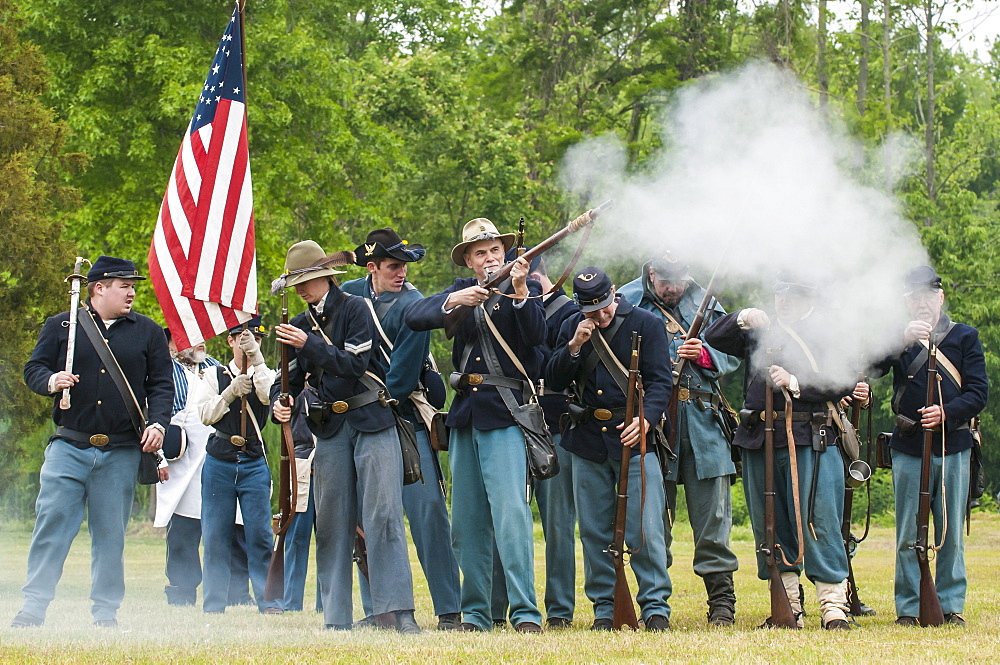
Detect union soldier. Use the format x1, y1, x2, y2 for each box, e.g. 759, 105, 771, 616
271, 240, 418, 633
13, 256, 173, 628
491, 248, 581, 629
619, 254, 741, 625
156, 330, 221, 607
197, 318, 281, 615
341, 227, 461, 630
872, 266, 988, 627
703, 276, 869, 630
545, 267, 673, 631
405, 218, 545, 632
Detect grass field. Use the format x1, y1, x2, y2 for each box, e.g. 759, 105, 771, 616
1, 513, 998, 663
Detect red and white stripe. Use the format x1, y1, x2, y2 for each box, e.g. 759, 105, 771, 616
149, 97, 256, 350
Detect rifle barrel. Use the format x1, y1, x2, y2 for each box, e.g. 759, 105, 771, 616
916, 344, 944, 627
611, 332, 641, 630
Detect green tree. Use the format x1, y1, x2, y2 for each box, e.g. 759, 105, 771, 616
0, 0, 82, 495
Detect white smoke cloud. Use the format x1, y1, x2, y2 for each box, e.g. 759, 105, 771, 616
560, 62, 928, 390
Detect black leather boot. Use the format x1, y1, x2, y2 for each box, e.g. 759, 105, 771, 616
704, 572, 737, 626
395, 610, 422, 635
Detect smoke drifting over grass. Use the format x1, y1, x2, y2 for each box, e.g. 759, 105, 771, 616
561, 63, 928, 389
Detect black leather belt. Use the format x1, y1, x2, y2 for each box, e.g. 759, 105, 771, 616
681, 388, 720, 407
567, 403, 627, 425
449, 372, 526, 392
308, 389, 390, 425
55, 426, 135, 448
738, 409, 823, 428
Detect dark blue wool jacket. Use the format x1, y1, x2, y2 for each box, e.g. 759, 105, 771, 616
873, 313, 988, 457
406, 276, 546, 431
279, 286, 394, 437
546, 298, 672, 463
24, 304, 173, 444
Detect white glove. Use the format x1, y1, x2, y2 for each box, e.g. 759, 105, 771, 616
221, 373, 253, 403
740, 308, 771, 330
239, 330, 265, 366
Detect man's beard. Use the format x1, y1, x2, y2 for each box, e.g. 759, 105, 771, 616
173, 348, 207, 366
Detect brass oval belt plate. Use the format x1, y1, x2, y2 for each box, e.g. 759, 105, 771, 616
230, 435, 246, 447
593, 408, 613, 421
467, 374, 484, 386
677, 387, 690, 401
332, 401, 349, 414
759, 411, 778, 421
89, 434, 110, 447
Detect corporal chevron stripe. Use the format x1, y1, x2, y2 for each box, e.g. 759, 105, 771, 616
345, 340, 373, 356
149, 7, 255, 350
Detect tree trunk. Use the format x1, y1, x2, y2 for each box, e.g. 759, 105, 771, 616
818, 0, 828, 108
857, 0, 870, 115
883, 0, 893, 190
924, 0, 937, 215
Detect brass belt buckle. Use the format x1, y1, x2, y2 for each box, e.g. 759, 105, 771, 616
331, 401, 349, 414
593, 408, 613, 421
677, 387, 690, 402
230, 435, 246, 447
467, 373, 484, 386
89, 434, 109, 447
759, 411, 778, 421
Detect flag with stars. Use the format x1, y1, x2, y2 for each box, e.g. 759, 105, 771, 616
150, 5, 256, 350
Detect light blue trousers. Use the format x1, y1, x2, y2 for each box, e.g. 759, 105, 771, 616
360, 426, 460, 617
891, 448, 970, 617
664, 432, 739, 577
313, 423, 413, 626
20, 439, 139, 622
742, 444, 848, 583
535, 433, 577, 621
573, 452, 672, 621
449, 425, 541, 630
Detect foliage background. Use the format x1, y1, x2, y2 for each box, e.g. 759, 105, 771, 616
1, 0, 996, 518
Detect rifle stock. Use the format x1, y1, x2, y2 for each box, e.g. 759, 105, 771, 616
443, 200, 612, 339
916, 344, 944, 627
763, 370, 797, 628
611, 332, 641, 631
264, 289, 299, 602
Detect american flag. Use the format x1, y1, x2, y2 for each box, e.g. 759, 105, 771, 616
150, 6, 256, 350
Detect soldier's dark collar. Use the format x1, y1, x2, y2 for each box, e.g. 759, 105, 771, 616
932, 312, 952, 334
614, 295, 633, 317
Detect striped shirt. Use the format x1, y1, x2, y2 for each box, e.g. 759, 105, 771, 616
171, 356, 221, 416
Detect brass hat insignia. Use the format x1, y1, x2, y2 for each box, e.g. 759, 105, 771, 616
578, 273, 597, 282
364, 243, 376, 256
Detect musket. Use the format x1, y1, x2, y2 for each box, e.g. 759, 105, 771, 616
59, 257, 90, 410
263, 288, 299, 602
665, 257, 724, 450
229, 321, 250, 450
353, 526, 396, 628
443, 200, 612, 339
915, 343, 945, 627
762, 361, 798, 628
611, 332, 641, 630
843, 372, 874, 617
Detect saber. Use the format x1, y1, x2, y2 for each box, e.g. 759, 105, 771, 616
60, 257, 90, 410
